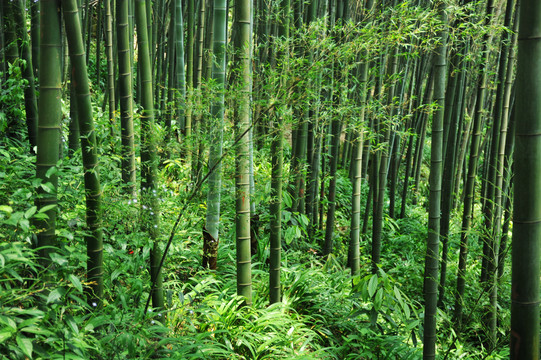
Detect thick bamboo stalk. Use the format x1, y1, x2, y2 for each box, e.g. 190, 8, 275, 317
510, 0, 541, 357
62, 0, 105, 303
423, 2, 447, 358
135, 0, 164, 309
203, 0, 227, 270
36, 0, 62, 267
234, 0, 253, 305
117, 0, 136, 196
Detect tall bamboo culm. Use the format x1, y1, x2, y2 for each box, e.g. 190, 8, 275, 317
117, 0, 136, 196
36, 0, 62, 267
510, 0, 541, 357
203, 0, 227, 270
62, 0, 104, 303
234, 0, 253, 306
423, 1, 447, 358
134, 0, 164, 309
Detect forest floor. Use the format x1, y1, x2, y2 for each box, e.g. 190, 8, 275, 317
0, 138, 511, 359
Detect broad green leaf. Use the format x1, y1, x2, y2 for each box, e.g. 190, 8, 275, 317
4, 212, 23, 226
403, 301, 411, 318
374, 288, 384, 311
38, 204, 57, 213
24, 206, 37, 219
394, 286, 403, 307
0, 328, 14, 343
287, 326, 295, 336
368, 274, 378, 298
0, 315, 17, 330
8, 308, 44, 317
49, 252, 68, 266
65, 315, 79, 335
282, 191, 292, 208
40, 182, 56, 194
45, 166, 57, 178
284, 227, 295, 245
68, 293, 88, 308
47, 288, 64, 304
18, 317, 40, 329
19, 326, 53, 337
19, 219, 30, 231
31, 212, 49, 220
16, 335, 33, 359
0, 205, 13, 215
110, 268, 122, 282
57, 229, 74, 241
69, 274, 83, 292
0, 149, 11, 161
179, 291, 184, 305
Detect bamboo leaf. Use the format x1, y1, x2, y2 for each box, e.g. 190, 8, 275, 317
49, 252, 68, 266
65, 314, 79, 335
40, 182, 55, 194
38, 204, 56, 213
16, 335, 33, 358
0, 328, 14, 343
45, 166, 57, 178
368, 274, 378, 298
69, 274, 83, 292
24, 206, 37, 219
47, 288, 65, 304
19, 219, 29, 231
0, 205, 13, 215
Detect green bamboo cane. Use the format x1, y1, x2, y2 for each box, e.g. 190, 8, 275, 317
269, 0, 289, 304
68, 69, 80, 156
165, 1, 177, 146
62, 0, 105, 303
323, 115, 342, 256
30, 0, 39, 78
154, 0, 166, 109
104, 0, 116, 142
85, 0, 93, 65
496, 7, 518, 281
349, 131, 362, 276
174, 0, 186, 133
511, 0, 541, 357
348, 58, 369, 276
423, 2, 447, 358
482, 0, 516, 346
95, 0, 102, 86
117, 0, 136, 196
234, 0, 253, 305
438, 46, 465, 306
135, 0, 164, 309
35, 0, 62, 267
185, 0, 195, 166
192, 0, 207, 181
203, 0, 227, 270
371, 48, 398, 273
454, 0, 495, 328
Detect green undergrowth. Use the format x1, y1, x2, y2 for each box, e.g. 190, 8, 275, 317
0, 134, 511, 359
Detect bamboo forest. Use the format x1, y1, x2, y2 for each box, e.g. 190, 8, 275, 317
1, 0, 540, 358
